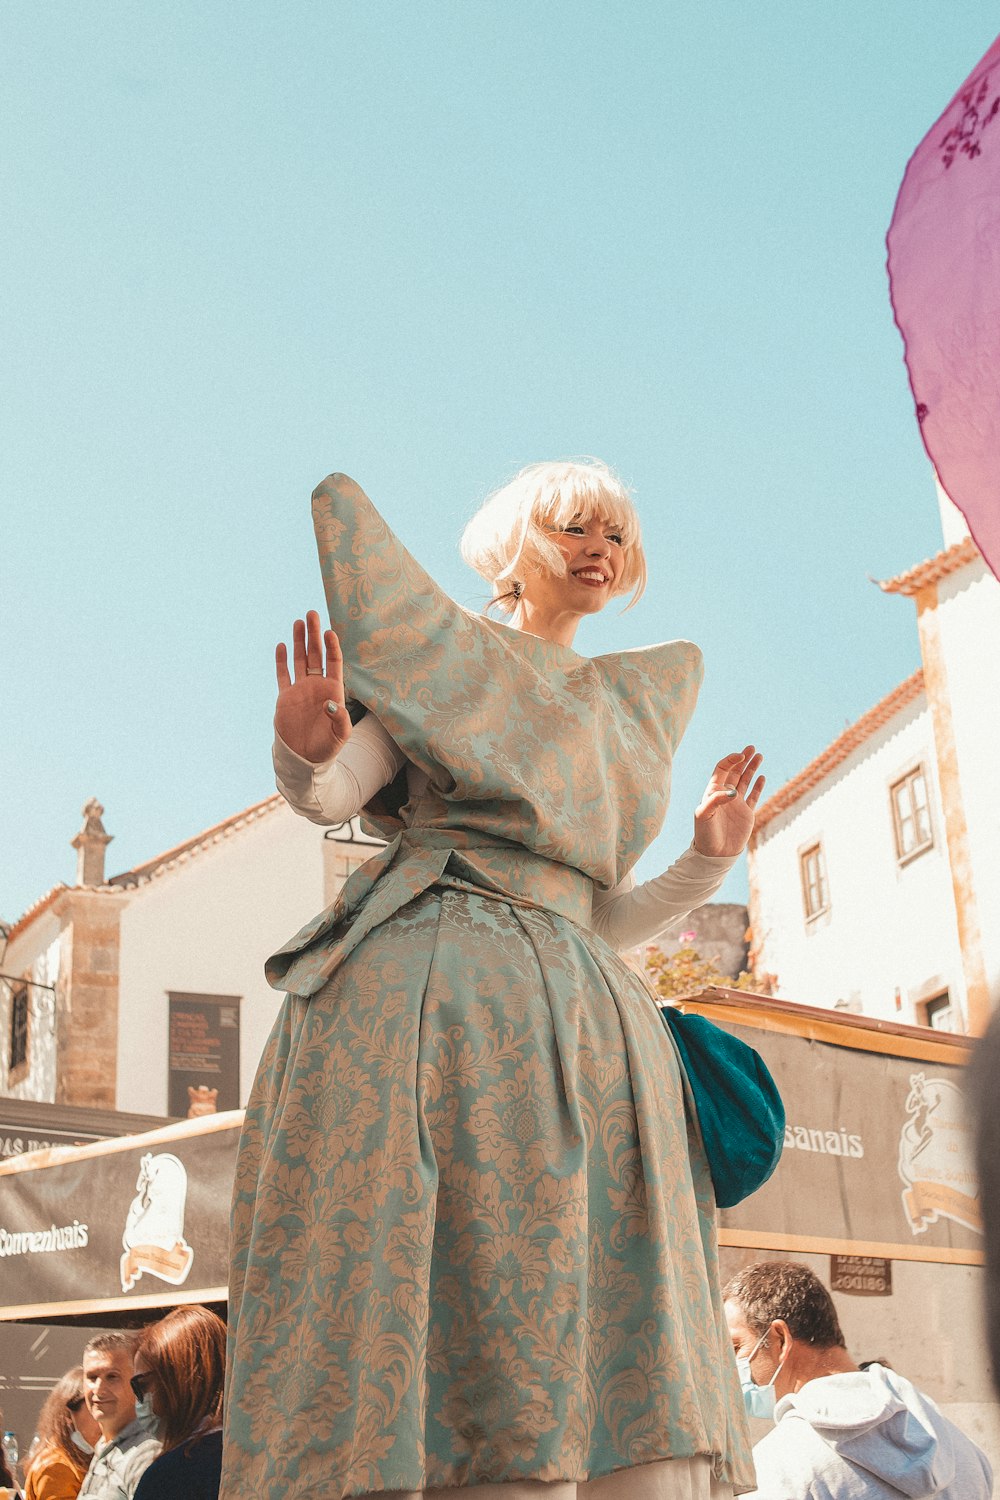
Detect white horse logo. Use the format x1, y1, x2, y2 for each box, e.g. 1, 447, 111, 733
898, 1073, 981, 1236
120, 1152, 195, 1291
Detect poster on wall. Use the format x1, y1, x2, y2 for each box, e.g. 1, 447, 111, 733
167, 993, 241, 1118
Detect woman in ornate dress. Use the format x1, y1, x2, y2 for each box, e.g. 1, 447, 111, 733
223, 460, 764, 1500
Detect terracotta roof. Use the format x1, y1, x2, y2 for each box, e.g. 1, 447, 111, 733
3, 884, 69, 945
109, 794, 284, 888
878, 536, 980, 596
7, 792, 300, 933
751, 669, 926, 835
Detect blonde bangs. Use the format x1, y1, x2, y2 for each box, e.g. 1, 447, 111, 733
460, 459, 648, 614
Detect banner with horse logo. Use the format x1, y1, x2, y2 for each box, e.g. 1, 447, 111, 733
0, 1113, 240, 1320
678, 995, 982, 1265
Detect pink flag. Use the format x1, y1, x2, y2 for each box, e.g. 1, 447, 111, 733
887, 35, 1000, 580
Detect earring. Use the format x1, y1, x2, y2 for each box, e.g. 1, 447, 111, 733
512, 581, 523, 598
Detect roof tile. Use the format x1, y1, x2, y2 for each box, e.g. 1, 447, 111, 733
751, 669, 925, 834
878, 537, 979, 596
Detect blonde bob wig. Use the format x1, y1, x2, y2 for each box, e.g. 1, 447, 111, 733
460, 459, 647, 615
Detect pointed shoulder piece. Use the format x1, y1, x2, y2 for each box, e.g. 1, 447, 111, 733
310, 473, 703, 873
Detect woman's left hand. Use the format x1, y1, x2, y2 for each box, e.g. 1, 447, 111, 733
693, 746, 765, 858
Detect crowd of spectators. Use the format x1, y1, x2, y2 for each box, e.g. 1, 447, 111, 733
0, 1305, 224, 1500
2, 1266, 995, 1499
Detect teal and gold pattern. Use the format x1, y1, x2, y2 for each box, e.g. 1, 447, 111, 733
223, 476, 754, 1498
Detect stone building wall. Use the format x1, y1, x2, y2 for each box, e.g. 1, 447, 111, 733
55, 888, 127, 1108
650, 901, 749, 979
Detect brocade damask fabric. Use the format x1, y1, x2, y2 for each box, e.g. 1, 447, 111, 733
222, 476, 755, 1498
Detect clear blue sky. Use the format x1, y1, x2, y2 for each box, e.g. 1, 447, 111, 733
3, 3, 997, 925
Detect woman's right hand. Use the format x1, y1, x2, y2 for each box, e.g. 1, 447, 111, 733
274, 609, 353, 763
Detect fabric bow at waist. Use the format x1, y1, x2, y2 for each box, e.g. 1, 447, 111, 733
265, 826, 596, 999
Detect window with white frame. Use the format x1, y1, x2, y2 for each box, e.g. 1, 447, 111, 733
890, 766, 933, 863
921, 991, 953, 1031
800, 843, 829, 921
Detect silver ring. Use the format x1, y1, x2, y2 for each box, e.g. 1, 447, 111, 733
305, 667, 323, 676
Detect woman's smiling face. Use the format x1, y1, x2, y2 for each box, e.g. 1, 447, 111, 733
459, 459, 648, 632
518, 516, 625, 624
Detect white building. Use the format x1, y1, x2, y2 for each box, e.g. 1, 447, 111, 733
748, 486, 1000, 1034
0, 796, 377, 1117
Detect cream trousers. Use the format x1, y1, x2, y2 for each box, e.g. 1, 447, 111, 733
389, 1455, 736, 1500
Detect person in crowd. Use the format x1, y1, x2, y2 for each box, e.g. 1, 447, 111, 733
723, 1260, 992, 1499
0, 1407, 15, 1494
23, 1366, 100, 1499
131, 1305, 225, 1500
64, 1373, 102, 1473
78, 1333, 160, 1500
224, 463, 767, 1498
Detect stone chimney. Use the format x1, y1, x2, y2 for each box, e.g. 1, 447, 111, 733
71, 798, 113, 887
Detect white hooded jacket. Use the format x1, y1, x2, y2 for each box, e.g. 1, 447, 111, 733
747, 1363, 992, 1499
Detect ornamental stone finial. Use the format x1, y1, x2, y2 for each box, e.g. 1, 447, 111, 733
71, 798, 113, 887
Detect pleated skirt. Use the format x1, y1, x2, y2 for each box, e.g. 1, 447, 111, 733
223, 886, 752, 1498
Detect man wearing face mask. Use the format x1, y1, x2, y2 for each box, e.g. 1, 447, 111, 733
78, 1333, 162, 1499
723, 1261, 991, 1500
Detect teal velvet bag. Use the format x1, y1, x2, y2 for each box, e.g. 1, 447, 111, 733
661, 1006, 785, 1209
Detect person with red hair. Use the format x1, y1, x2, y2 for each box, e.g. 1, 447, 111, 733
24, 1366, 101, 1500
130, 1306, 225, 1500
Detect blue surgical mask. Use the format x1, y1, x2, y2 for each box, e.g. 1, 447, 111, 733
737, 1327, 784, 1421
70, 1430, 94, 1456
133, 1396, 160, 1437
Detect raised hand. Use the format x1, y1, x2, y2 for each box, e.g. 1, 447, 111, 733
274, 610, 353, 764
693, 746, 765, 858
